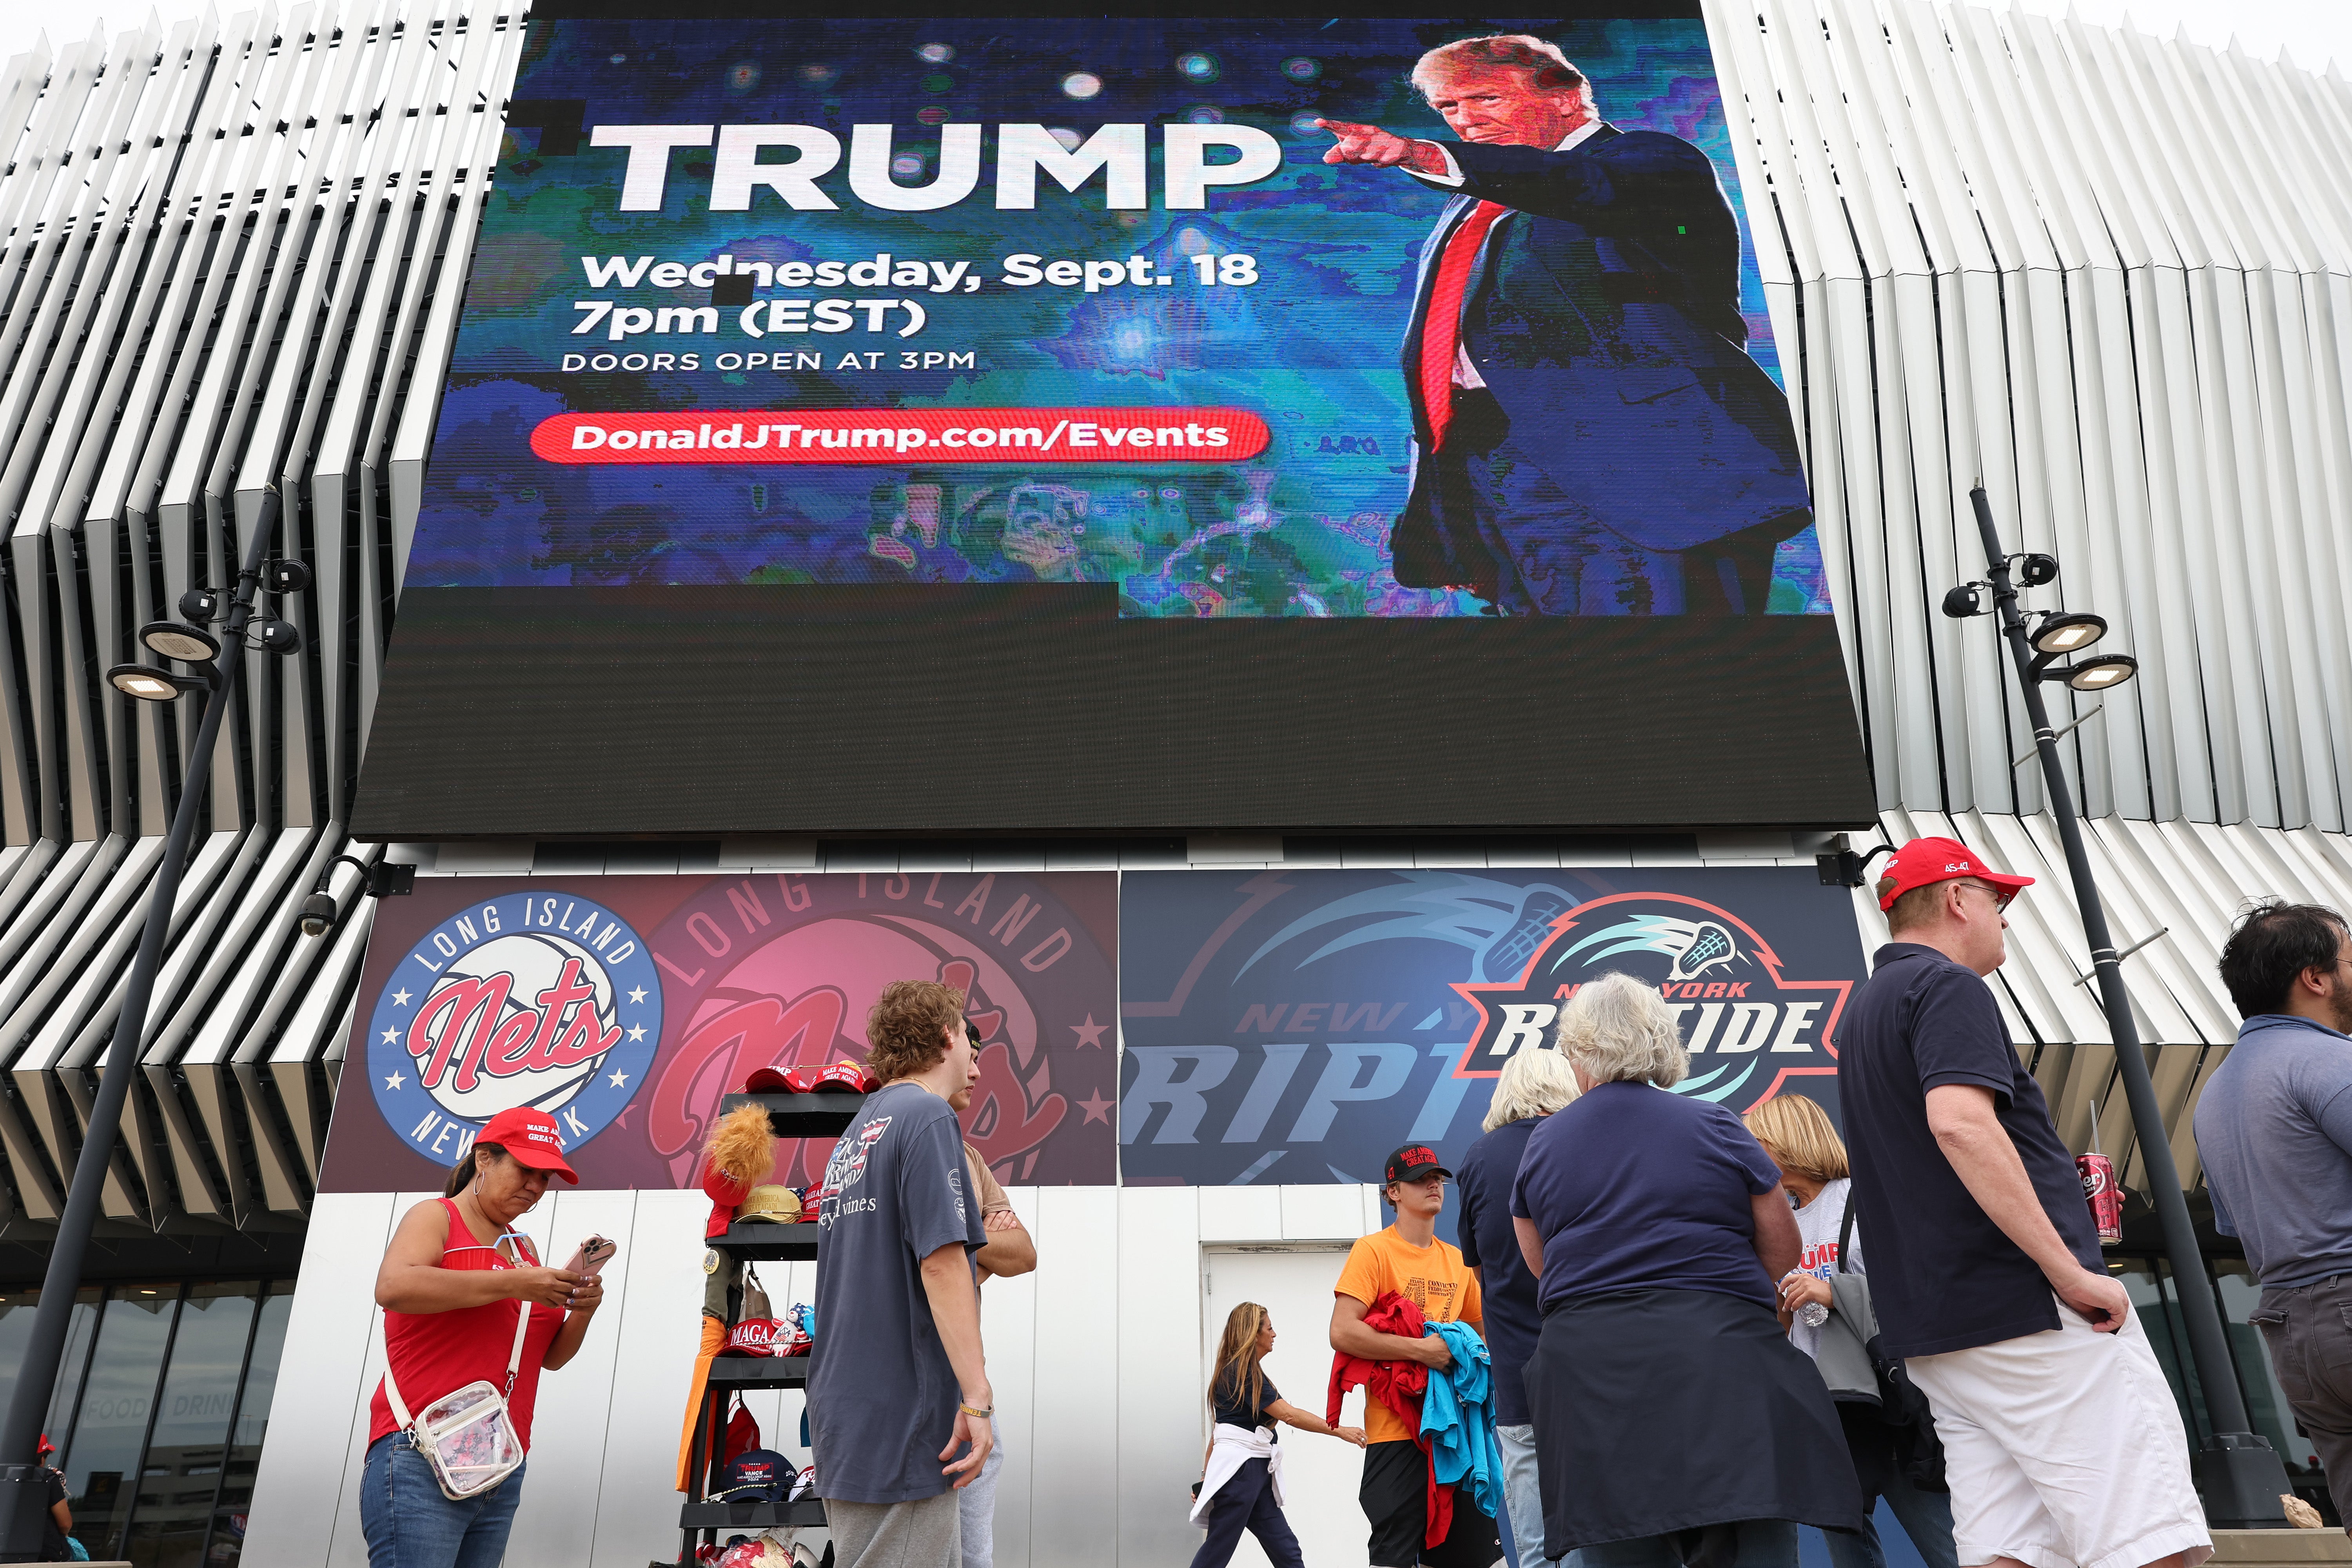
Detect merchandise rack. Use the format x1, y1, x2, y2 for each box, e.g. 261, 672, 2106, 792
676, 1092, 862, 1563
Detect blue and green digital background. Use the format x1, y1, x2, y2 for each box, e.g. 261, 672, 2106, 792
410, 15, 1833, 617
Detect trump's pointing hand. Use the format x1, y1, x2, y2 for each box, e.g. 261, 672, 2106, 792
1315, 118, 1422, 167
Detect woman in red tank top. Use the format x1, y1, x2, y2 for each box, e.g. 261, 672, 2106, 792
361, 1107, 600, 1568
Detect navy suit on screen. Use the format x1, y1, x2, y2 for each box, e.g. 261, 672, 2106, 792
1391, 125, 1813, 615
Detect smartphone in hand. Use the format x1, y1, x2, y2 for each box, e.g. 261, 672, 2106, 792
564, 1235, 616, 1281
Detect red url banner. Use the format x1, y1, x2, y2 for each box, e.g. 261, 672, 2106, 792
529, 408, 1272, 465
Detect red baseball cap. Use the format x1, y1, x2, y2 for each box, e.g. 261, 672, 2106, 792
717, 1317, 784, 1357
475, 1107, 579, 1183
741, 1067, 790, 1093
1877, 836, 2034, 911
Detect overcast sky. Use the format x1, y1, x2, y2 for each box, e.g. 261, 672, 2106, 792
3, 0, 2348, 109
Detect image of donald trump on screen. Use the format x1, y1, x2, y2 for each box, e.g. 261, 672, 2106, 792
1319, 34, 1811, 617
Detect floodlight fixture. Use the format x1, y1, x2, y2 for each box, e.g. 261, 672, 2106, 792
106, 664, 203, 702
2030, 612, 2108, 656
2015, 553, 2060, 587
252, 619, 302, 654
177, 587, 222, 623
1941, 583, 1986, 618
139, 621, 221, 664
265, 559, 312, 595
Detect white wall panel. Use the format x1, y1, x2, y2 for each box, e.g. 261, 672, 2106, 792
243, 1188, 398, 1568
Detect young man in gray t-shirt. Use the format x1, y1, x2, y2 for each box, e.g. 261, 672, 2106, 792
809, 981, 992, 1567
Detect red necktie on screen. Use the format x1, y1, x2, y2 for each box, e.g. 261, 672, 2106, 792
1417, 200, 1508, 452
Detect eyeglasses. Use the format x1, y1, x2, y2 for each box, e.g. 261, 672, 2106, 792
1955, 880, 2015, 911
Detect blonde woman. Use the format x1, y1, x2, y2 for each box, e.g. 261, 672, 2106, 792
1189, 1301, 1367, 1568
1745, 1094, 1956, 1568
1454, 1046, 1581, 1567
1510, 972, 1864, 1568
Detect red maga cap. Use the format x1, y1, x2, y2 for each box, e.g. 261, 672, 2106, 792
475, 1106, 579, 1183
1877, 836, 2034, 911
717, 1317, 784, 1357
741, 1067, 791, 1093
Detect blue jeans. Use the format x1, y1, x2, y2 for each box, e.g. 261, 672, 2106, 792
1497, 1422, 1566, 1568
1580, 1520, 1799, 1568
1822, 1479, 1959, 1568
361, 1434, 527, 1568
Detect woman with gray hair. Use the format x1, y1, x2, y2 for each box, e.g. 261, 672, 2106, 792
1509, 973, 1865, 1568
1454, 1046, 1581, 1567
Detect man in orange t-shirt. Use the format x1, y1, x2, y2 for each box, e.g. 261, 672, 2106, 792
1331, 1145, 1497, 1568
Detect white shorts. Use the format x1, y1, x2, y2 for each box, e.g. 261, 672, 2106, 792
1905, 1296, 2213, 1568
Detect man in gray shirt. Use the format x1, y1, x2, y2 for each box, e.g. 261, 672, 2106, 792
810, 981, 993, 1567
2195, 898, 2352, 1527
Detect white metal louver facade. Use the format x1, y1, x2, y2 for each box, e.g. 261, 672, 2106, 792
0, 1, 516, 1230
0, 0, 2351, 1245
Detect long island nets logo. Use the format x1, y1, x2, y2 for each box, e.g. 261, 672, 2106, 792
365, 894, 664, 1165
1457, 892, 1852, 1107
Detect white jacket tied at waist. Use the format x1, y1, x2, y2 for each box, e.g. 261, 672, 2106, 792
1191, 1423, 1283, 1526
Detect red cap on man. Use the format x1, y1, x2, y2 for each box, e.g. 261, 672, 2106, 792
475, 1106, 580, 1183
1876, 836, 2034, 912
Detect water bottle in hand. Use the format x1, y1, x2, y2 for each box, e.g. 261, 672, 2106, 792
1782, 1269, 1829, 1328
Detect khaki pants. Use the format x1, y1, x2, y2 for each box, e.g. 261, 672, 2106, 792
829, 1490, 961, 1568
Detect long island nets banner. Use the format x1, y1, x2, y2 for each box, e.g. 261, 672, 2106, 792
429, 10, 1825, 618
318, 871, 1119, 1192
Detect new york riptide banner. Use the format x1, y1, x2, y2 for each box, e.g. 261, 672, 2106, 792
318, 872, 1117, 1191
1118, 867, 1870, 1187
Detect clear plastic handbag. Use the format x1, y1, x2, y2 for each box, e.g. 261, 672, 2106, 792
381, 1300, 532, 1501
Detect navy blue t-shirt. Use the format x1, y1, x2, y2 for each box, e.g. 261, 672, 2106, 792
1839, 943, 2103, 1358
1455, 1114, 1544, 1426
1511, 1081, 1783, 1311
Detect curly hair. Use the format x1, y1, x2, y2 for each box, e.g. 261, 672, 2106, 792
865, 979, 967, 1085
704, 1103, 776, 1188
1556, 971, 1688, 1088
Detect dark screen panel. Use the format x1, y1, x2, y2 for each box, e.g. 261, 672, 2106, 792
350, 585, 1873, 838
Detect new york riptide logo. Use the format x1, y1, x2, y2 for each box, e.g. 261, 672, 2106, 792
365, 895, 663, 1164
1454, 892, 1851, 1108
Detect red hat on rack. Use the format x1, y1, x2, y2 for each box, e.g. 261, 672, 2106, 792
717, 1317, 786, 1357
475, 1106, 579, 1183
1875, 837, 2034, 911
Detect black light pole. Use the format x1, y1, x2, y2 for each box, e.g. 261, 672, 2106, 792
0, 489, 305, 1560
1966, 485, 2289, 1528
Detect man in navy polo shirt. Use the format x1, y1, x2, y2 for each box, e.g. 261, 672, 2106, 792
2195, 899, 2352, 1530
1840, 837, 2210, 1568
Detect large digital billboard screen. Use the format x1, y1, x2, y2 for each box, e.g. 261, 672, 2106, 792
424, 11, 1818, 618
353, 2, 1874, 838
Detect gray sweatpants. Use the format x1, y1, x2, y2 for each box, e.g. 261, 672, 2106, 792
955, 1415, 1004, 1568
827, 1489, 961, 1568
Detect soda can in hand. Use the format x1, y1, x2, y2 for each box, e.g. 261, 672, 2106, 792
2077, 1152, 2123, 1245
